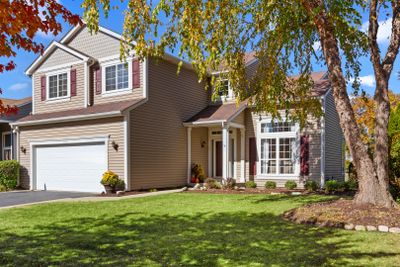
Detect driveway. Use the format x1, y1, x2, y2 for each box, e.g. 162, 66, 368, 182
0, 191, 95, 208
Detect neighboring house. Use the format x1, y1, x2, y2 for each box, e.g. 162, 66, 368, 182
11, 23, 344, 192
0, 97, 32, 161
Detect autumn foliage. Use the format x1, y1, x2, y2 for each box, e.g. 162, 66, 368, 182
0, 0, 81, 115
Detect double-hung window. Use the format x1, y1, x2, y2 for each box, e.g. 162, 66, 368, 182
259, 121, 298, 176
105, 63, 129, 92
2, 132, 12, 160
215, 79, 234, 101
48, 72, 68, 99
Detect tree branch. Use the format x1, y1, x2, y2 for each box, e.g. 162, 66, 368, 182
368, 0, 382, 76
382, 1, 400, 77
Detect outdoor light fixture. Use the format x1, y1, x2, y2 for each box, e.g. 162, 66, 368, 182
201, 140, 207, 148
111, 141, 119, 151
20, 146, 26, 154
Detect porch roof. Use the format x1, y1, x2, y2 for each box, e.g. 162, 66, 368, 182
185, 101, 247, 126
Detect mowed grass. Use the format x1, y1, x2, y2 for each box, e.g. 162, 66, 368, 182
0, 193, 400, 267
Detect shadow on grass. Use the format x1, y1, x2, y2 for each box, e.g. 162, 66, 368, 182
0, 209, 397, 266
249, 194, 340, 204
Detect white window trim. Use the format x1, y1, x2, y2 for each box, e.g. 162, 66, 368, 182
256, 119, 300, 179
2, 131, 12, 160
215, 79, 235, 102
46, 68, 71, 102
101, 58, 133, 96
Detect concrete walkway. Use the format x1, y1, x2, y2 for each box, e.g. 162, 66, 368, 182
0, 188, 185, 210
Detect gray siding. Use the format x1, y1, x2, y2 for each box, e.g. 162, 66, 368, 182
66, 27, 121, 59
37, 48, 81, 71
129, 58, 209, 190
324, 90, 345, 181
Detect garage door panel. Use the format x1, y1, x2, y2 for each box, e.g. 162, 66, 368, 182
35, 142, 107, 192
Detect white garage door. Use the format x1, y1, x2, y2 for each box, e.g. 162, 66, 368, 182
35, 142, 107, 192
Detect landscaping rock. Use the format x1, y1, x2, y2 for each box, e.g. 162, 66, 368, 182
291, 192, 302, 195
366, 225, 377, 231
194, 184, 201, 189
389, 227, 400, 234
354, 225, 366, 231
271, 192, 282, 195
378, 225, 389, 232
181, 187, 188, 191
344, 224, 354, 230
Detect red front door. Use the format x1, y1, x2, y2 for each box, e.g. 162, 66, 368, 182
216, 141, 222, 177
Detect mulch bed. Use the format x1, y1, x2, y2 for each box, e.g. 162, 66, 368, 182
185, 188, 305, 195
283, 199, 400, 228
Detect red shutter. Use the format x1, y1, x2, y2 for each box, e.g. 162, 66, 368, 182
95, 68, 102, 95
132, 59, 140, 88
249, 137, 257, 175
70, 69, 77, 96
40, 75, 46, 101
300, 135, 310, 176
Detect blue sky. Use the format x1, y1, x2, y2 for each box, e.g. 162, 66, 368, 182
0, 1, 398, 100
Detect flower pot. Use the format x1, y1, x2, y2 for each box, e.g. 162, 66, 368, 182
103, 185, 115, 194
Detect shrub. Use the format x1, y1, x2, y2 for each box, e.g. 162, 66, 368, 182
223, 178, 236, 190
345, 179, 358, 191
0, 160, 19, 191
285, 181, 297, 190
265, 181, 277, 189
198, 174, 205, 183
337, 181, 347, 192
245, 181, 257, 188
191, 164, 205, 182
115, 179, 126, 191
324, 180, 339, 194
304, 180, 319, 192
205, 178, 221, 189
101, 171, 120, 187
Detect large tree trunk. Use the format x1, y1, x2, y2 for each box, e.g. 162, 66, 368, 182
302, 0, 397, 208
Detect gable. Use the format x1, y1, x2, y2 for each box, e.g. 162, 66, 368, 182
36, 48, 82, 72
66, 26, 121, 59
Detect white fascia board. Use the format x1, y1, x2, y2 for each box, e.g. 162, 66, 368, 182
11, 111, 122, 127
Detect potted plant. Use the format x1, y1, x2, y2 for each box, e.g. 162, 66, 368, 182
191, 163, 205, 184
100, 171, 119, 194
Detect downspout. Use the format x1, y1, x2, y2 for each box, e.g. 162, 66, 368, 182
85, 58, 96, 107
11, 125, 20, 186
320, 90, 329, 188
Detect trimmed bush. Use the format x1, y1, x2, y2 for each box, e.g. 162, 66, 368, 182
205, 178, 222, 189
245, 181, 257, 189
265, 181, 277, 189
345, 179, 358, 191
101, 171, 120, 187
304, 180, 319, 192
285, 181, 297, 190
0, 160, 19, 191
324, 180, 339, 194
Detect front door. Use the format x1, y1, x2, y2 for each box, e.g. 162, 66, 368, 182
215, 141, 222, 177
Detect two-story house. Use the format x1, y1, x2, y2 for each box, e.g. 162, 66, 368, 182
12, 23, 344, 192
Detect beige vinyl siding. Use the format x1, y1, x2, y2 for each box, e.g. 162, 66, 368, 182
324, 90, 345, 181
191, 128, 209, 177
66, 27, 121, 59
92, 60, 144, 105
245, 108, 321, 188
232, 111, 245, 125
34, 63, 85, 114
130, 58, 208, 190
18, 117, 125, 189
37, 48, 81, 71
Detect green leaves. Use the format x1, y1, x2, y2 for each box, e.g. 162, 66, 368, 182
82, 0, 367, 125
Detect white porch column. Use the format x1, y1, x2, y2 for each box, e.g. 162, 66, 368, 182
222, 123, 230, 180
187, 127, 192, 183
240, 128, 245, 182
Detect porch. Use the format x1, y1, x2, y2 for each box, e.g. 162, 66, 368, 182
184, 102, 248, 183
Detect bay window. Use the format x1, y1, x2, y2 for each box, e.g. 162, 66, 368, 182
258, 121, 298, 176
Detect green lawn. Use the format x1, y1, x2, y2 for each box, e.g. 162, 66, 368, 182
0, 193, 399, 266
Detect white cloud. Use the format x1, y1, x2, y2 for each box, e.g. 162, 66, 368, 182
350, 75, 376, 88
312, 41, 321, 51
9, 83, 28, 91
361, 17, 392, 44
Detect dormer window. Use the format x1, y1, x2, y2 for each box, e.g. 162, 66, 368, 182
47, 71, 69, 100
105, 63, 129, 92
216, 79, 234, 101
